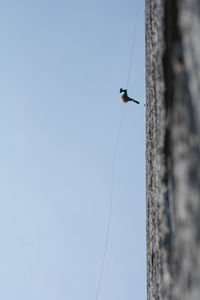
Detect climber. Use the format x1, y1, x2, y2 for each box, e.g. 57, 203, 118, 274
120, 88, 139, 104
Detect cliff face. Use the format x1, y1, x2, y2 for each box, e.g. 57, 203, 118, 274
146, 1, 200, 299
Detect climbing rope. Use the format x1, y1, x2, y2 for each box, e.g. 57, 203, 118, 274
126, 0, 140, 90
95, 1, 140, 299
95, 105, 126, 300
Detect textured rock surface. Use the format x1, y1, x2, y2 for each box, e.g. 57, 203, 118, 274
146, 0, 200, 299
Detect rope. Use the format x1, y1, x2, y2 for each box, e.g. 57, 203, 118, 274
96, 105, 127, 300
95, 1, 140, 299
126, 0, 140, 90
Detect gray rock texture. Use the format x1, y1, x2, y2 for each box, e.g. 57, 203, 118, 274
146, 0, 200, 299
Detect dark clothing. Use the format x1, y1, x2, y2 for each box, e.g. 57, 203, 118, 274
120, 88, 139, 104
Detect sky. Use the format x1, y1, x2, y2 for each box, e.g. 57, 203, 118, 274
0, 0, 145, 299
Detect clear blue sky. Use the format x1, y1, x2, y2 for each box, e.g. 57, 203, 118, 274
0, 0, 145, 299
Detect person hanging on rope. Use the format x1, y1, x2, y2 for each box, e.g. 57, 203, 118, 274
120, 88, 139, 104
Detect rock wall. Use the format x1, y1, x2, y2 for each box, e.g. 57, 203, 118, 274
146, 0, 200, 299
